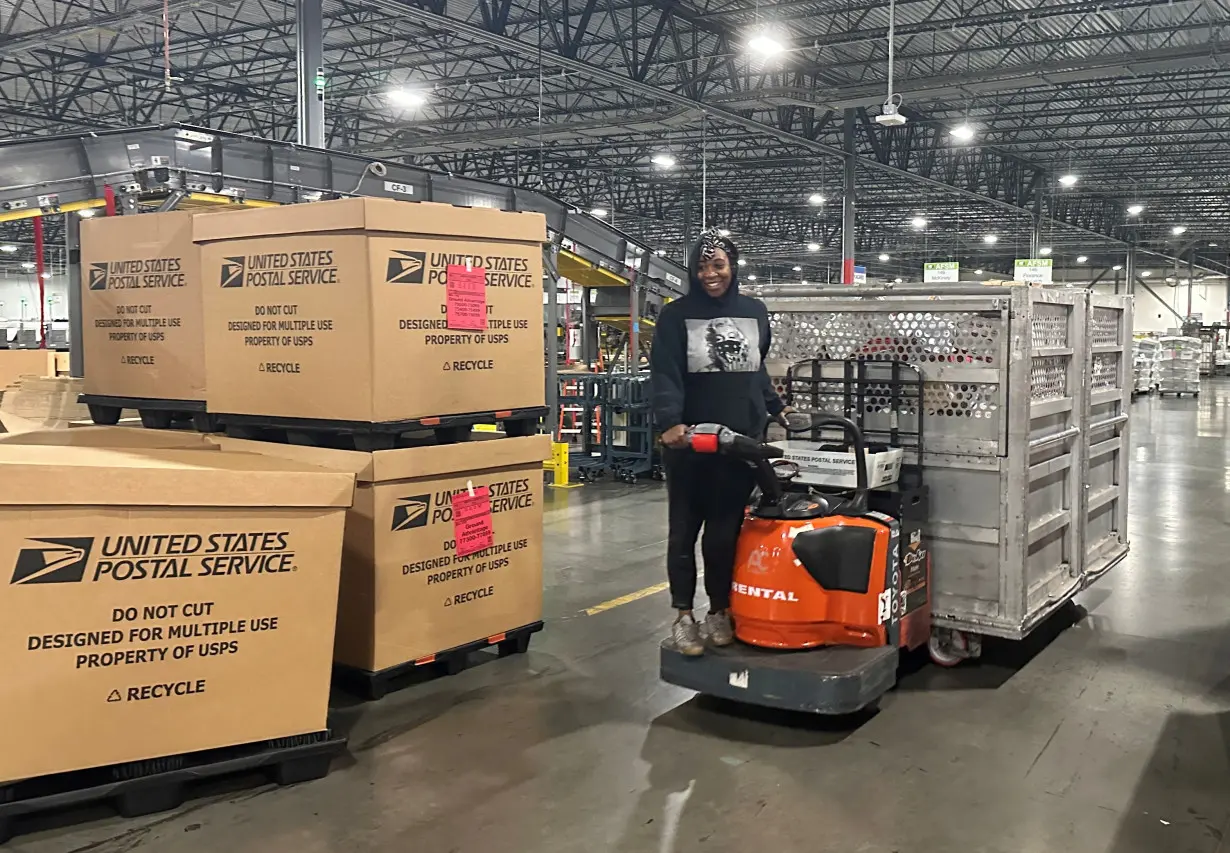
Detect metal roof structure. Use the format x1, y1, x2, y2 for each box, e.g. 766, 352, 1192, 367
2, 0, 1228, 283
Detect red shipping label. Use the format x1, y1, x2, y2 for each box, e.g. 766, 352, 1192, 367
446, 264, 487, 331
451, 485, 494, 557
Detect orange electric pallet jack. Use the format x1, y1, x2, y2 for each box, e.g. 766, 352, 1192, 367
659, 358, 931, 714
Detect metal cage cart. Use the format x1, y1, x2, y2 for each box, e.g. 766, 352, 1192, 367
1156, 336, 1201, 397
555, 372, 661, 483
757, 283, 1132, 664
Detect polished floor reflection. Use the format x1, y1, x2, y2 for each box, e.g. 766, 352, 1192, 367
13, 384, 1230, 852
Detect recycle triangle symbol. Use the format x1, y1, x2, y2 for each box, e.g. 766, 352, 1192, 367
107, 689, 122, 703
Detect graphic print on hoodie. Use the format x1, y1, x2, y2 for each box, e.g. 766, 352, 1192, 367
685, 317, 762, 373
650, 233, 784, 437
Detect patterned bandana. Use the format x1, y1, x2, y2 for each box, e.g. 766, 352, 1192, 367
697, 228, 738, 265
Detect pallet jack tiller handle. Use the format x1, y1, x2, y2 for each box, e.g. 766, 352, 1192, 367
684, 423, 786, 505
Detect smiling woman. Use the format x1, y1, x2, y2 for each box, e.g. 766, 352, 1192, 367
648, 227, 794, 657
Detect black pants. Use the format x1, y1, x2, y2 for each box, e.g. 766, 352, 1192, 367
664, 449, 757, 612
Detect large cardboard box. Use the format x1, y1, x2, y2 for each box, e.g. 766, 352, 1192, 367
210, 433, 549, 672
195, 198, 547, 423
0, 424, 216, 449
80, 211, 207, 403
0, 350, 56, 389
0, 441, 354, 783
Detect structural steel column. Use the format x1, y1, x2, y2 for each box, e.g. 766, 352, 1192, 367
66, 212, 83, 376
1125, 243, 1136, 295
1030, 188, 1043, 258
628, 274, 640, 374
544, 241, 561, 438
1187, 251, 1195, 319
296, 0, 325, 148
841, 109, 856, 284
580, 286, 594, 366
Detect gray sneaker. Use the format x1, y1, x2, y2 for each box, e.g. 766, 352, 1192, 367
671, 614, 704, 657
705, 610, 734, 647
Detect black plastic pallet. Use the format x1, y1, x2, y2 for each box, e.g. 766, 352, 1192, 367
0, 730, 346, 844
333, 620, 543, 700
216, 407, 548, 451
78, 393, 218, 432
1157, 390, 1200, 398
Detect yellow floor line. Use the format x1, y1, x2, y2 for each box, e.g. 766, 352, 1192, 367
584, 582, 669, 615
582, 571, 700, 616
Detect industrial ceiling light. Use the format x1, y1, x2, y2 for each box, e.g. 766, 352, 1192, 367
746, 31, 786, 58
1172, 225, 1187, 235
1127, 204, 1144, 216
1210, 242, 1219, 247
1112, 265, 1123, 271
654, 249, 666, 256
387, 87, 428, 108
1059, 174, 1078, 187
950, 124, 975, 142
975, 268, 984, 275
718, 229, 731, 237
894, 277, 903, 283
1039, 247, 1053, 255
1076, 255, 1088, 263
983, 234, 998, 244
911, 216, 927, 229
20, 261, 34, 269
808, 193, 826, 206
589, 207, 608, 218
792, 265, 803, 271
737, 258, 747, 267
0, 245, 15, 253
40, 271, 50, 279
878, 253, 890, 261
807, 242, 820, 251
747, 274, 757, 281
78, 209, 96, 218
1141, 270, 1152, 277
650, 153, 676, 169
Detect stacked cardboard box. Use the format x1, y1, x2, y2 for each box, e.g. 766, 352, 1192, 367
80, 210, 208, 408
0, 428, 355, 783
211, 433, 549, 675
194, 197, 547, 424
0, 376, 89, 429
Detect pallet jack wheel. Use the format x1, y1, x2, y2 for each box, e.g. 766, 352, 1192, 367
928, 628, 976, 668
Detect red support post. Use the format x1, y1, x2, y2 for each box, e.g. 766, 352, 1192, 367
33, 215, 46, 348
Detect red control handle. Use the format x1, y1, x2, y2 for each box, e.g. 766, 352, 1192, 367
690, 432, 719, 454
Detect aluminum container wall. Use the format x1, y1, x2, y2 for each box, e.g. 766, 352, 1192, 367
763, 285, 1125, 641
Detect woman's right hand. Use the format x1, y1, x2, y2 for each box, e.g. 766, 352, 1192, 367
661, 424, 689, 449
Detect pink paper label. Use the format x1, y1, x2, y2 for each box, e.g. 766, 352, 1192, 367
446, 264, 487, 331
451, 486, 494, 557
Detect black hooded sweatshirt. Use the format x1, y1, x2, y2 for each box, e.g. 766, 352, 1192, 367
649, 235, 785, 438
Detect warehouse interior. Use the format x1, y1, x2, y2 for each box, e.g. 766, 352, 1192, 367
2, 0, 1230, 851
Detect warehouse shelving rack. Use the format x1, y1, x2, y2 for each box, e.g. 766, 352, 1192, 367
0, 123, 688, 434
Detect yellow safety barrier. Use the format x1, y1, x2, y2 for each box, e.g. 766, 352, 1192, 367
544, 441, 582, 489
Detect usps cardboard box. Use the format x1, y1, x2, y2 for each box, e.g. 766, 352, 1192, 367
0, 424, 216, 449
195, 198, 547, 423
770, 441, 904, 489
0, 439, 353, 783
80, 211, 208, 403
210, 433, 548, 673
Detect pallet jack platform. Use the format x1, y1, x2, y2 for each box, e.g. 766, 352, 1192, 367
660, 640, 898, 715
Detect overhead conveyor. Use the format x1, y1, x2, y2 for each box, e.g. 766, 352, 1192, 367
0, 123, 687, 429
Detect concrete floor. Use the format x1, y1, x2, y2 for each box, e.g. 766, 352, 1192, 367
14, 384, 1230, 852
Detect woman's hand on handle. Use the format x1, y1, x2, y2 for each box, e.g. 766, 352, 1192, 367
661, 424, 689, 449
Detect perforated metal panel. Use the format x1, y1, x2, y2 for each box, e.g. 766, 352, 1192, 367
1030, 356, 1068, 400
1031, 303, 1071, 349
1090, 352, 1121, 391
769, 310, 1001, 365
1089, 307, 1122, 347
